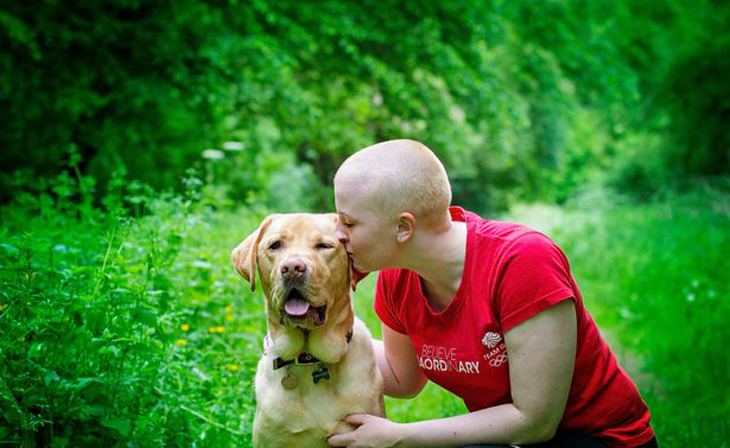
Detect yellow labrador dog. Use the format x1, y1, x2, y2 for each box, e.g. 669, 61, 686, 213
231, 213, 384, 448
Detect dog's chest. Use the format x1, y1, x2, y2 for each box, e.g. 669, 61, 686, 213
255, 364, 362, 444
252, 321, 383, 447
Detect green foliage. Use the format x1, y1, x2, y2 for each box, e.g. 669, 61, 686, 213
508, 182, 730, 447
2, 1, 730, 445
210, 119, 322, 212
0, 163, 266, 446
0, 0, 235, 195
3, 0, 728, 212
659, 35, 730, 175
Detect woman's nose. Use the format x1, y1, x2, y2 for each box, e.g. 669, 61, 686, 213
334, 224, 348, 243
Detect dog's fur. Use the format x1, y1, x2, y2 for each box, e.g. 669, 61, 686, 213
232, 213, 384, 448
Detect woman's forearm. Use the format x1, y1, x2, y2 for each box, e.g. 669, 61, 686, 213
397, 402, 556, 447
372, 339, 423, 398
372, 339, 403, 397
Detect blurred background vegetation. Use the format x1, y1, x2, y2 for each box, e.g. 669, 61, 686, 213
0, 0, 728, 447
3, 0, 729, 210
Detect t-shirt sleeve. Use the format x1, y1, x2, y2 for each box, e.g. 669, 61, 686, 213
496, 233, 575, 333
373, 271, 408, 334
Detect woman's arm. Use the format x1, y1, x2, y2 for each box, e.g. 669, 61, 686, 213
329, 299, 577, 447
373, 324, 428, 398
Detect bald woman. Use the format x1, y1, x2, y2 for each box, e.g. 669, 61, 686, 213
328, 140, 657, 448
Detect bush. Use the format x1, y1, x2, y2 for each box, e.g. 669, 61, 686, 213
0, 163, 267, 446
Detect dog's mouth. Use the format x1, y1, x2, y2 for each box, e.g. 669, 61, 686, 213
281, 288, 326, 326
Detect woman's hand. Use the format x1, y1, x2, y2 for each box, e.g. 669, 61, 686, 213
327, 414, 408, 448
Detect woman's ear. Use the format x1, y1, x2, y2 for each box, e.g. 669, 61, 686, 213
396, 212, 416, 244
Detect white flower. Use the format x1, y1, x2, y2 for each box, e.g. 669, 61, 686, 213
202, 149, 224, 160
223, 141, 245, 151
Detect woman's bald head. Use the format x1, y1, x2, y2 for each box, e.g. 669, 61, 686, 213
334, 139, 452, 229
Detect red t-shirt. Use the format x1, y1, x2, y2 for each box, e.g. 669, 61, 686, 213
374, 207, 654, 447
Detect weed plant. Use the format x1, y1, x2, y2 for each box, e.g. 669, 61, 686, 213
0, 154, 268, 447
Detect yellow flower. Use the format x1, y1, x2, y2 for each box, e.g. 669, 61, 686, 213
216, 326, 226, 333
180, 324, 190, 331
208, 326, 216, 333
227, 364, 239, 371
174, 339, 187, 346
225, 305, 233, 312
226, 314, 234, 322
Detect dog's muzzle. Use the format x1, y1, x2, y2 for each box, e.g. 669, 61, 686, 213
280, 287, 326, 327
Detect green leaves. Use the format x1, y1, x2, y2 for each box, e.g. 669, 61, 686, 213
2, 0, 726, 211
100, 417, 131, 437
0, 166, 264, 446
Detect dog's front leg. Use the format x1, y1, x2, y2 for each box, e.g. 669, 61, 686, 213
269, 326, 306, 360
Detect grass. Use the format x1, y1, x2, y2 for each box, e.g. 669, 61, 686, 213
508, 184, 730, 447
1, 167, 727, 447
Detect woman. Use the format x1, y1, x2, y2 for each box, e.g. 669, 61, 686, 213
327, 139, 657, 448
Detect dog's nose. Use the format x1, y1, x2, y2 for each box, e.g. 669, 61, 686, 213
281, 258, 307, 278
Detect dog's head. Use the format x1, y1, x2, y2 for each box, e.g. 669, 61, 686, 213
232, 213, 361, 330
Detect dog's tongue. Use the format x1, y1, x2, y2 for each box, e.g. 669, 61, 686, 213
284, 297, 310, 316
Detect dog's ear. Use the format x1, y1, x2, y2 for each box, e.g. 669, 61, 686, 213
349, 258, 369, 292
231, 216, 275, 292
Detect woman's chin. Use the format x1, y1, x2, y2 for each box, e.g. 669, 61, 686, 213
352, 259, 368, 273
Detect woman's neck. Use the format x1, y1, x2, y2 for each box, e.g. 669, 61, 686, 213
398, 221, 467, 310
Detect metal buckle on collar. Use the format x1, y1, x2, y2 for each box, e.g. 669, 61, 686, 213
295, 352, 319, 365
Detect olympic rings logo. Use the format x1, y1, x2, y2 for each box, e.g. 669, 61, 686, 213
489, 353, 508, 367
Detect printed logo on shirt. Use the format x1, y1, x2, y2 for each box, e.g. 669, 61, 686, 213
417, 345, 481, 374
481, 331, 502, 348
481, 331, 508, 367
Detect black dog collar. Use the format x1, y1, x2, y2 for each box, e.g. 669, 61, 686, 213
272, 329, 353, 383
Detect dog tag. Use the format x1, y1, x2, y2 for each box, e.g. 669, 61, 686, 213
312, 366, 330, 384
281, 373, 298, 389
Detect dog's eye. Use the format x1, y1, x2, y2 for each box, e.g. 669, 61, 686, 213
315, 243, 334, 250
268, 241, 283, 251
